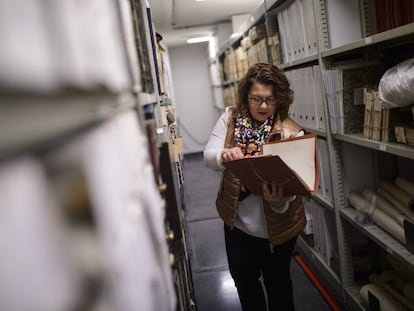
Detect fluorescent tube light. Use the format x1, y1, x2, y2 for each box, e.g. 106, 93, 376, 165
186, 36, 213, 44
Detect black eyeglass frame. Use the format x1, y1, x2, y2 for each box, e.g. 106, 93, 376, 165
248, 95, 277, 106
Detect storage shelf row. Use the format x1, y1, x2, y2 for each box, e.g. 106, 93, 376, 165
0, 92, 136, 158
341, 208, 414, 269
279, 54, 319, 70
0, 0, 195, 309
334, 133, 414, 161
321, 23, 414, 58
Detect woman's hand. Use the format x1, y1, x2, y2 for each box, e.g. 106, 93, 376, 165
262, 182, 290, 206
221, 147, 244, 162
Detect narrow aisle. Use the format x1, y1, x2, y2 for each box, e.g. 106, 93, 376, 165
182, 153, 333, 311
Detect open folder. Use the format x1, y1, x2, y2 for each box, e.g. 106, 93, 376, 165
222, 133, 320, 196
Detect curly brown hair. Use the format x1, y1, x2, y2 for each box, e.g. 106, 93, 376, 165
235, 63, 294, 121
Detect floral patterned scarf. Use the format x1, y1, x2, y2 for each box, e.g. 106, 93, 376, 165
234, 110, 274, 157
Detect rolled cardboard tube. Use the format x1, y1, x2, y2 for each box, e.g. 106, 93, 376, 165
369, 273, 414, 311
362, 189, 407, 226
371, 208, 406, 244
377, 188, 414, 223
360, 283, 409, 311
379, 180, 414, 210
348, 192, 405, 244
396, 177, 414, 197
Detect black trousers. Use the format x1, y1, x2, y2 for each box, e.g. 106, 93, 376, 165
224, 225, 297, 311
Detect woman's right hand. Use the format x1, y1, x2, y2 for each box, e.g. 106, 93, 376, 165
221, 147, 244, 162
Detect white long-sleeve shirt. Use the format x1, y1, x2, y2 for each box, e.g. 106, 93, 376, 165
203, 107, 304, 238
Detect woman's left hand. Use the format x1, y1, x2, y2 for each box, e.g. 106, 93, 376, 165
262, 182, 290, 206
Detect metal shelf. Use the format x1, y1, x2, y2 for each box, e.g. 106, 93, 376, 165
313, 195, 334, 212
334, 133, 414, 160
321, 23, 414, 58
296, 235, 342, 297
279, 54, 319, 70
265, 0, 292, 11
344, 285, 365, 311
0, 92, 136, 157
223, 80, 238, 86
340, 208, 414, 269
304, 127, 327, 138
137, 91, 157, 106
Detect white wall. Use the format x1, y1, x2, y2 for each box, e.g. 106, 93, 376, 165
169, 43, 219, 154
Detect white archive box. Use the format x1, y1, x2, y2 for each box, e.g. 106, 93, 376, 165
46, 0, 131, 92
81, 111, 176, 311
0, 157, 81, 311
311, 199, 337, 265
312, 65, 326, 131
0, 0, 57, 92
317, 137, 334, 204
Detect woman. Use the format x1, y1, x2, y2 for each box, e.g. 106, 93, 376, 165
204, 63, 306, 311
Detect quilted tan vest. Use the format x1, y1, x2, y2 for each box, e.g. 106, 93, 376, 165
215, 108, 307, 249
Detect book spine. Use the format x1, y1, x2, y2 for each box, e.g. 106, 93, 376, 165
393, 0, 403, 27
375, 0, 386, 33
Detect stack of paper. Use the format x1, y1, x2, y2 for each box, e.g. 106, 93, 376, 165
371, 91, 383, 141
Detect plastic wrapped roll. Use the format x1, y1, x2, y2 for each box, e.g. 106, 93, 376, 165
379, 58, 414, 109
348, 192, 376, 214
377, 188, 414, 223
362, 189, 407, 226
348, 193, 405, 244
379, 180, 414, 210
396, 177, 414, 197
360, 283, 409, 311
371, 207, 406, 244
369, 273, 414, 311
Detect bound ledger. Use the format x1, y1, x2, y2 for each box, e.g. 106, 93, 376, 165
222, 133, 319, 196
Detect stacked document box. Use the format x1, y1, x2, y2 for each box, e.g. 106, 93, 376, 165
235, 46, 248, 79
277, 0, 318, 64
285, 65, 325, 132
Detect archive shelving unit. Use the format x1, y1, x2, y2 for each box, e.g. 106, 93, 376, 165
0, 0, 194, 310
212, 0, 414, 310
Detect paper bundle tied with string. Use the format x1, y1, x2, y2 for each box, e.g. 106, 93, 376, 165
222, 134, 319, 196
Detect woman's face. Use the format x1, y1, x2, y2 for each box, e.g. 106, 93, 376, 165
247, 82, 277, 123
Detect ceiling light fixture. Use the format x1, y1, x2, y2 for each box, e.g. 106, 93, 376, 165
186, 36, 213, 44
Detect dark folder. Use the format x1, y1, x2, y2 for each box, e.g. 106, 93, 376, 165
222, 134, 319, 196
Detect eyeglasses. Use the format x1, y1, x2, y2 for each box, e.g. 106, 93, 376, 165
248, 95, 277, 106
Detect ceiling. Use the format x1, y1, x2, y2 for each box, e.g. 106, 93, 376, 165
147, 0, 262, 47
